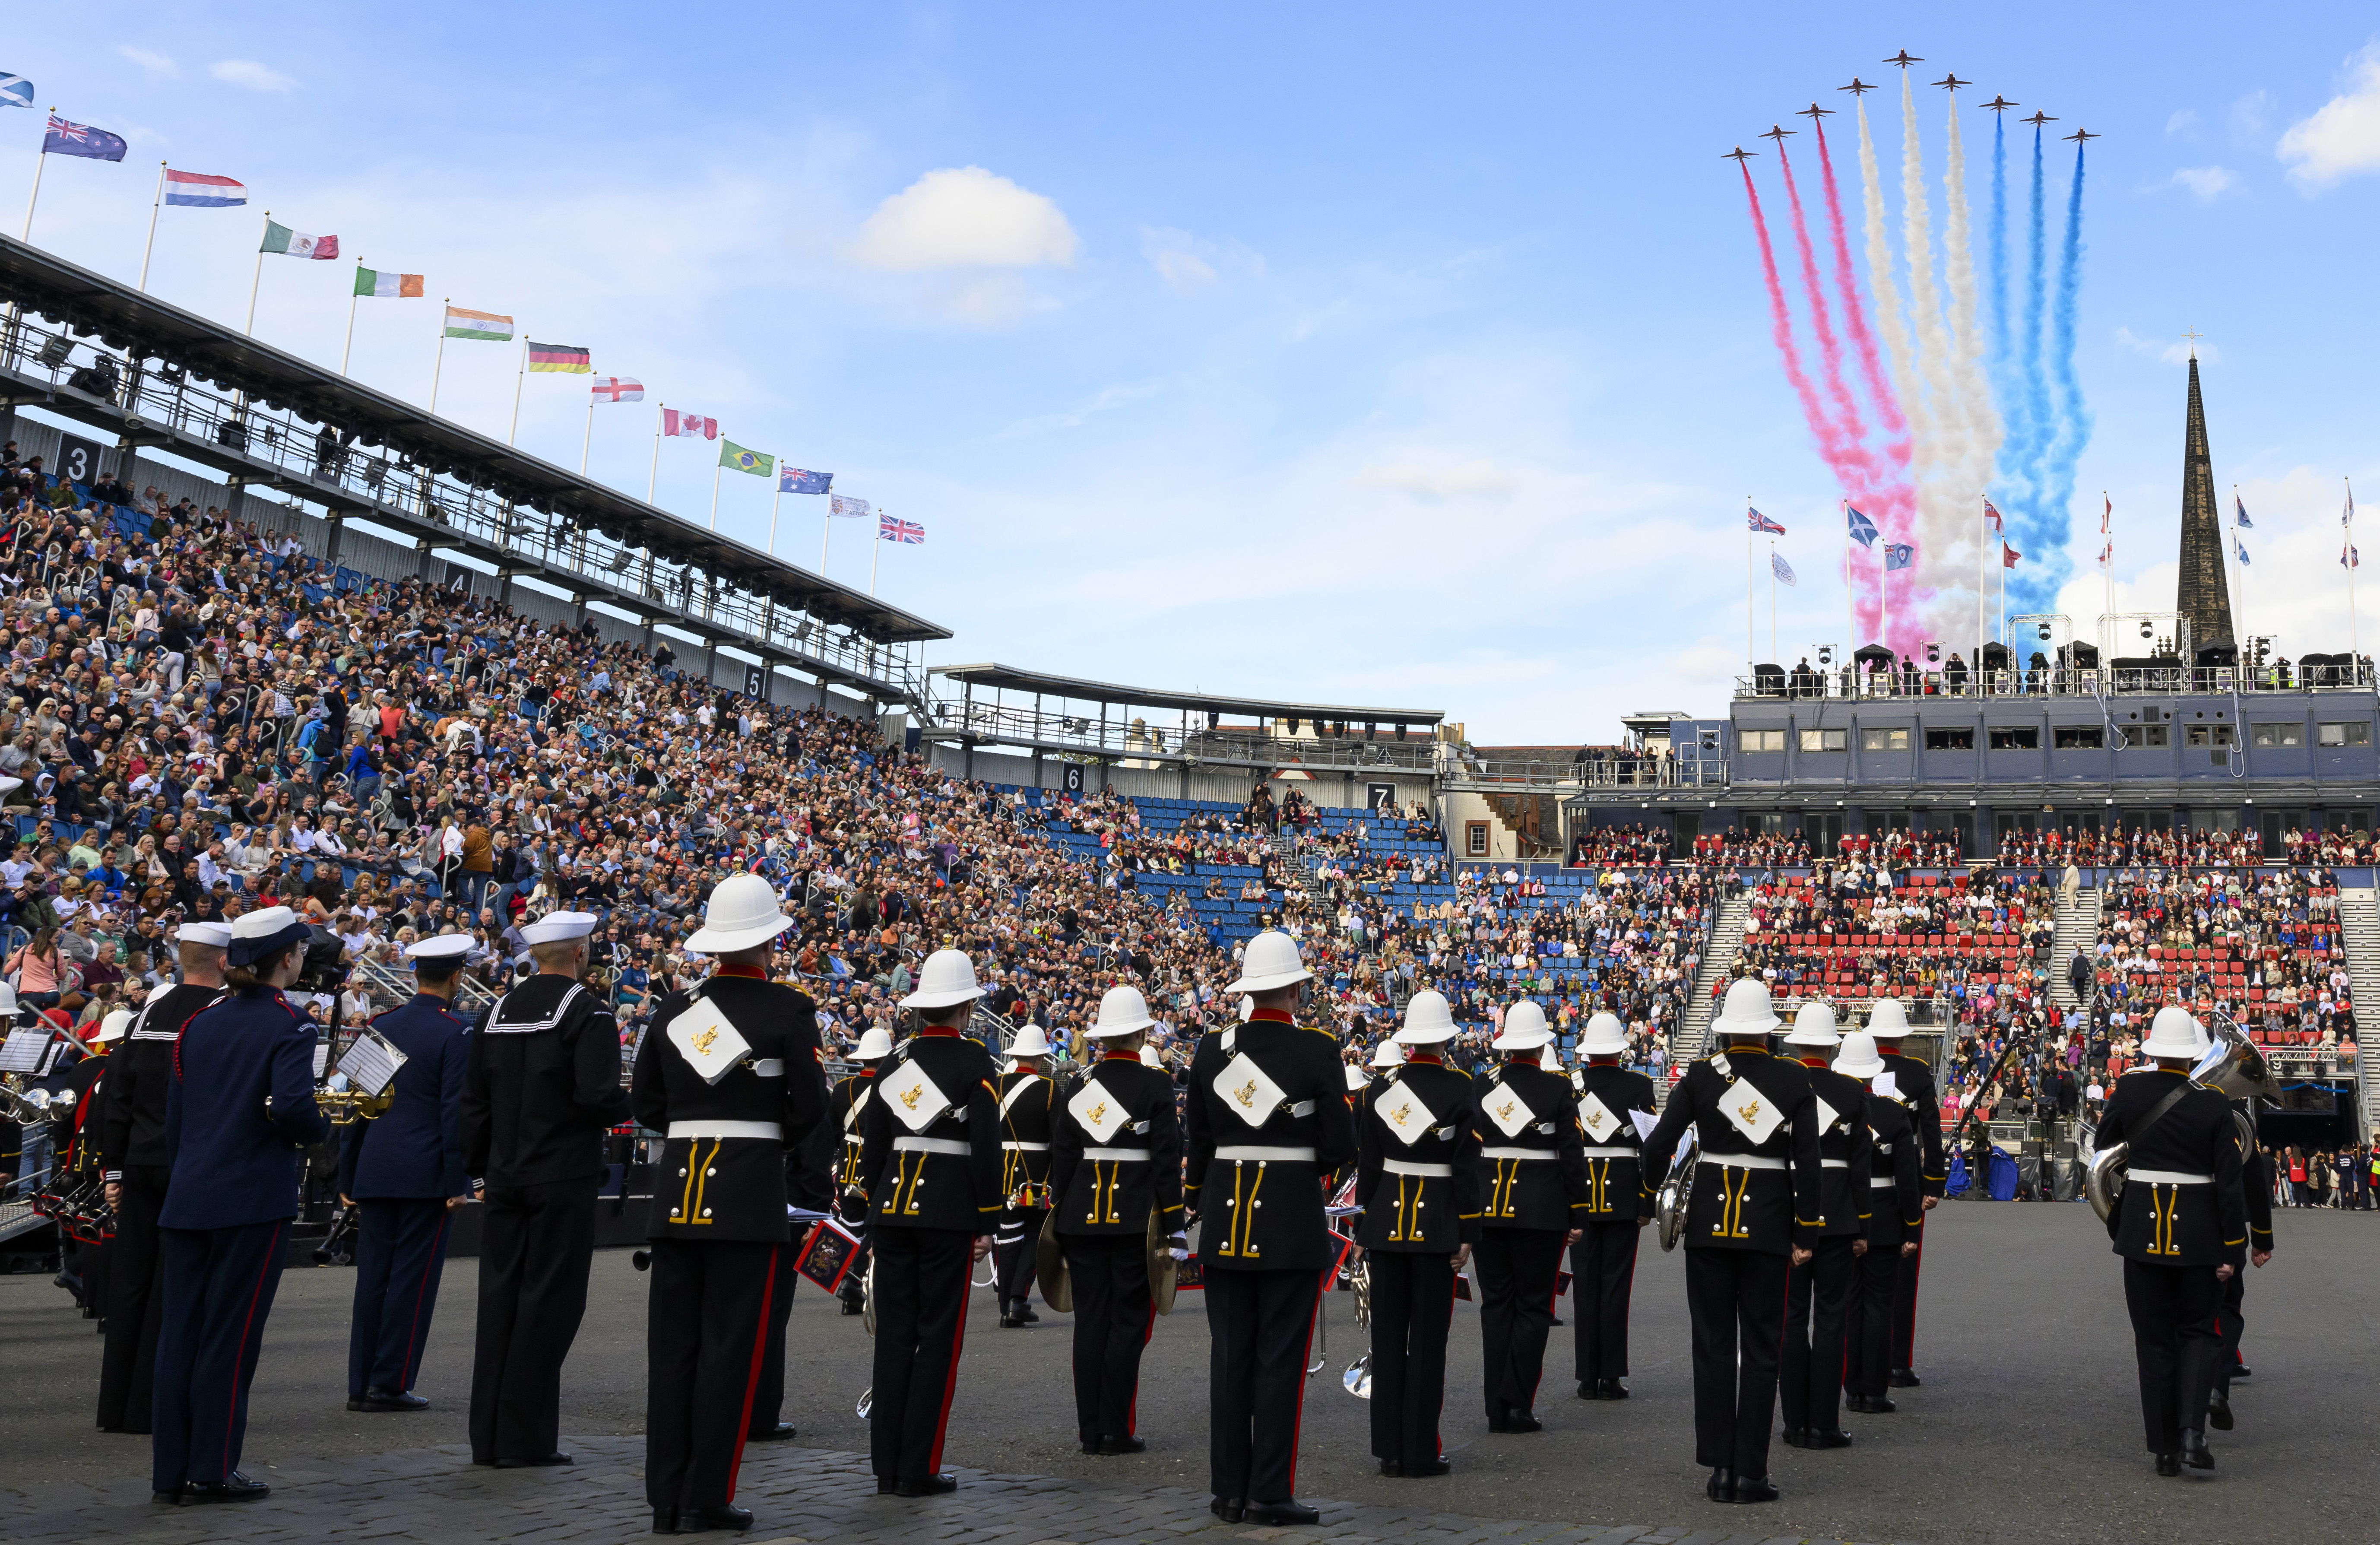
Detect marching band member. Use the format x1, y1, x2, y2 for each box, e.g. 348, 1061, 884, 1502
150, 906, 332, 1506
2100, 1006, 2246, 1477
856, 949, 1003, 1497
1638, 978, 1823, 1506
97, 922, 229, 1436
1863, 999, 1943, 1387
1568, 1011, 1654, 1402
1353, 990, 1479, 1477
1776, 1003, 1869, 1451
634, 874, 829, 1534
828, 1027, 893, 1317
460, 910, 632, 1470
1468, 1000, 1587, 1436
1183, 931, 1356, 1526
994, 1023, 1059, 1327
1838, 1031, 1920, 1415
2209, 1097, 2274, 1434
338, 934, 475, 1415
1046, 984, 1183, 1454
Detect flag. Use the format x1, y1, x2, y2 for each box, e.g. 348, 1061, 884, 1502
1846, 505, 1879, 549
1884, 542, 1915, 572
0, 75, 34, 110
1983, 498, 2004, 533
2236, 538, 2250, 567
879, 514, 925, 545
2234, 492, 2252, 530
2345, 541, 2361, 571
2346, 488, 2357, 527
164, 169, 246, 208
779, 466, 831, 494
260, 220, 339, 259
661, 408, 718, 440
2101, 495, 2111, 534
1747, 508, 1786, 535
526, 341, 593, 374
590, 376, 643, 403
2098, 541, 2112, 565
829, 493, 871, 520
353, 266, 423, 298
2002, 543, 2021, 568
41, 114, 125, 162
445, 305, 512, 340
719, 440, 772, 477
1769, 551, 1796, 586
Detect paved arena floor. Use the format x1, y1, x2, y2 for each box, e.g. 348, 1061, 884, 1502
2, 1200, 2372, 1545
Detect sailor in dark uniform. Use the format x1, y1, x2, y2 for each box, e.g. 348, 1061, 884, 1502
1776, 1003, 1870, 1451
337, 933, 475, 1414
459, 909, 632, 1469
1469, 1000, 1588, 1436
1183, 932, 1358, 1526
1567, 1011, 1654, 1402
1638, 978, 1825, 1506
1047, 984, 1184, 1454
2209, 1100, 2275, 1434
149, 906, 333, 1505
1863, 998, 1943, 1387
2098, 1007, 2247, 1476
97, 922, 229, 1435
1835, 1031, 1922, 1414
855, 949, 1004, 1497
827, 1027, 891, 1317
994, 1022, 1059, 1327
1353, 991, 1480, 1476
634, 874, 830, 1534
751, 1023, 856, 1443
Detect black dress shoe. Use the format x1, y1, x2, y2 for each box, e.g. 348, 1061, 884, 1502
1081, 1440, 1102, 1455
1705, 1467, 1734, 1503
1599, 1377, 1629, 1400
1245, 1500, 1320, 1526
839, 1299, 865, 1316
2232, 1362, 2252, 1380
999, 1311, 1026, 1328
1577, 1380, 1600, 1401
1729, 1474, 1780, 1504
1379, 1459, 1403, 1477
747, 1422, 795, 1442
2155, 1452, 2182, 1477
1210, 1497, 1246, 1523
1404, 1458, 1451, 1478
1888, 1367, 1921, 1387
653, 1508, 681, 1534
2207, 1393, 2234, 1431
183, 1473, 271, 1504
152, 1489, 184, 1505
1498, 1411, 1542, 1434
1016, 1303, 1040, 1323
357, 1387, 431, 1412
875, 1477, 897, 1495
2180, 1433, 2214, 1472
1096, 1434, 1146, 1455
1781, 1426, 1812, 1450
685, 1505, 754, 1531
894, 1475, 958, 1497
1849, 1393, 1897, 1415
495, 1453, 573, 1468
1815, 1428, 1854, 1449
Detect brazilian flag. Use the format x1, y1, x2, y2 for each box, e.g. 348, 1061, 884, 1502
719, 439, 773, 477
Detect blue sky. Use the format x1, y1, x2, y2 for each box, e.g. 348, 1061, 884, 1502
10, 5, 2380, 739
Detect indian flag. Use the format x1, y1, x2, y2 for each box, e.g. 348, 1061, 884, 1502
444, 305, 513, 342
354, 266, 424, 299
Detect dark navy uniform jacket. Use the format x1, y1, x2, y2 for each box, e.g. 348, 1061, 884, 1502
1354, 1055, 1483, 1253
1637, 1045, 1825, 1256
1049, 1052, 1185, 1238
336, 993, 472, 1201
160, 987, 333, 1230
2097, 1069, 2247, 1270
98, 983, 224, 1179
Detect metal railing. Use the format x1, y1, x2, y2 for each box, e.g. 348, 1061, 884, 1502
921, 694, 1445, 773
1736, 661, 2375, 701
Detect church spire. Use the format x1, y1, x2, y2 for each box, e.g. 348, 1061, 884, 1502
2176, 350, 2234, 650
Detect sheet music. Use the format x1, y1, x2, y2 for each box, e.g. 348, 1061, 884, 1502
1629, 1107, 1661, 1142
0, 1027, 52, 1073
337, 1028, 408, 1098
312, 1041, 330, 1080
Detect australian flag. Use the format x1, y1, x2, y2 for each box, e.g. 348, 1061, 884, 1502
1846, 504, 1879, 549
1884, 542, 1916, 572
779, 466, 832, 495
43, 113, 126, 162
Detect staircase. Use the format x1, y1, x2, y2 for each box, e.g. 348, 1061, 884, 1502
1660, 890, 1750, 1108
2334, 888, 2380, 1138
2047, 885, 2104, 1010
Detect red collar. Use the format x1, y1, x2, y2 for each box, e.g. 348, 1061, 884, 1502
712, 962, 767, 980
1406, 1051, 1443, 1066
1099, 1051, 1139, 1064
918, 1025, 964, 1039
1587, 1056, 1619, 1066
1798, 1056, 1828, 1069
1248, 1007, 1294, 1025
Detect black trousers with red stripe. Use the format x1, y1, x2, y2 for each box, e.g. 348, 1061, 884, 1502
1890, 1215, 1924, 1369
1205, 1265, 1322, 1504
2215, 1269, 2247, 1397
1779, 1234, 1857, 1433
348, 1198, 454, 1399
2122, 1258, 2224, 1456
1061, 1233, 1152, 1444
1570, 1219, 1641, 1384
645, 1239, 780, 1508
1367, 1250, 1453, 1466
1474, 1227, 1563, 1423
1684, 1246, 1788, 1477
150, 1219, 288, 1493
868, 1227, 976, 1483
1847, 1234, 1899, 1398
99, 1163, 170, 1433
748, 1240, 799, 1436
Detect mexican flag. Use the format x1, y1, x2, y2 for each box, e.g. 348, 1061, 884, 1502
354, 266, 424, 298
260, 220, 338, 259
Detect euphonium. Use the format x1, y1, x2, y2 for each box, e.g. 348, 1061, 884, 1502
1655, 1131, 1699, 1251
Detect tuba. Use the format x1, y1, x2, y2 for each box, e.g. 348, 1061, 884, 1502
1655, 1130, 1699, 1251
2087, 1012, 2273, 1223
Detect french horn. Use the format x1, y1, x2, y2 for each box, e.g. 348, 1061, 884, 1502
1655, 1131, 1699, 1251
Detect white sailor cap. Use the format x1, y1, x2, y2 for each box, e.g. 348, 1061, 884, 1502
175, 921, 233, 949
518, 911, 599, 945
406, 934, 476, 963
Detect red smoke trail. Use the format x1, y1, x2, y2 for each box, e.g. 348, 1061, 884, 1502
1775, 145, 1872, 469
1811, 120, 1909, 457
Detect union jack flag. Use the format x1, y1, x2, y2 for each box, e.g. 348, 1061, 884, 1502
1746, 507, 1786, 534
879, 514, 925, 545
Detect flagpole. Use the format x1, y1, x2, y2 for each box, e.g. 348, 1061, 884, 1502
2231, 484, 2246, 663
822, 507, 833, 576
647, 402, 663, 502
580, 391, 596, 474
1745, 506, 1754, 682
339, 257, 362, 377
2102, 494, 2113, 655
1976, 495, 1987, 695
707, 457, 722, 531
2348, 476, 2360, 665
1841, 501, 1855, 658
243, 210, 269, 336
1879, 542, 1889, 685
19, 115, 50, 242
1768, 537, 1777, 664
136, 161, 165, 291
869, 516, 882, 597
766, 463, 783, 555
428, 298, 450, 414
507, 336, 527, 446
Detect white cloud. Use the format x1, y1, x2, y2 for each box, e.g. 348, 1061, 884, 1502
2231, 89, 2274, 140
1139, 226, 1264, 293
849, 166, 1078, 271
210, 59, 296, 92
118, 47, 177, 78
1354, 459, 1516, 502
2279, 48, 2380, 188
2168, 165, 2241, 201
2115, 327, 2216, 366
2165, 108, 2198, 135
925, 274, 1063, 327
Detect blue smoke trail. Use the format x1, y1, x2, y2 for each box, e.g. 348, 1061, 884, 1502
2008, 126, 2054, 615
2025, 141, 2090, 614
1985, 113, 2034, 575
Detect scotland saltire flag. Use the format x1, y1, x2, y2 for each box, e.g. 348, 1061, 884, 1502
1884, 542, 1916, 572
2236, 538, 2250, 568
2233, 492, 2252, 530
0, 74, 34, 110
1746, 508, 1786, 535
779, 467, 832, 495
43, 114, 126, 162
1846, 505, 1879, 549
1770, 552, 1796, 587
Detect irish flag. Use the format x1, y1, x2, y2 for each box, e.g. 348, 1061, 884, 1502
354, 266, 424, 298
260, 220, 338, 259
444, 306, 513, 342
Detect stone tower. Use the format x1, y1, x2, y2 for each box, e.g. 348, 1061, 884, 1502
2175, 351, 2234, 651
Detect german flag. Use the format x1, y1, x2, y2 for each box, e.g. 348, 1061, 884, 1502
526, 341, 592, 374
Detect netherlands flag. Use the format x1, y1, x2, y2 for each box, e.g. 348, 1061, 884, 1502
164, 168, 247, 208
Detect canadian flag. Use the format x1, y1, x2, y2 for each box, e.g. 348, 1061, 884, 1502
661, 408, 718, 440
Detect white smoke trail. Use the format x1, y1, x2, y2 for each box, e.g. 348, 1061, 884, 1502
1856, 100, 1931, 485
1897, 70, 1975, 638
1940, 98, 2006, 569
